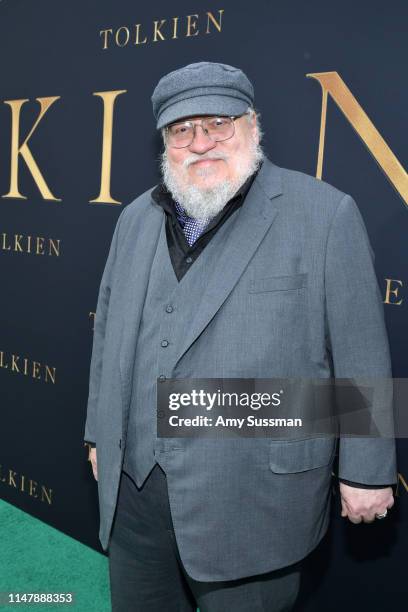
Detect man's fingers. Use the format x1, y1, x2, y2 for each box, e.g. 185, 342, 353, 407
341, 498, 365, 523
89, 448, 98, 481
347, 514, 363, 524
362, 513, 376, 524
339, 484, 395, 524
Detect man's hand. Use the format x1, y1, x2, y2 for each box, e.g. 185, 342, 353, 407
339, 482, 394, 523
90, 447, 98, 481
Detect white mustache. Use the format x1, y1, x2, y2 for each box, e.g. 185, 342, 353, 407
184, 154, 227, 168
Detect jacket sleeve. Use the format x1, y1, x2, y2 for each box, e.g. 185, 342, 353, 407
83, 208, 127, 445
338, 478, 394, 489
324, 194, 398, 485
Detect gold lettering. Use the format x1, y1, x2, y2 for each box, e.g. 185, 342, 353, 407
384, 278, 403, 305
14, 235, 23, 252
134, 23, 147, 45
99, 28, 113, 50
36, 236, 45, 255
90, 91, 126, 205
306, 72, 408, 206
2, 97, 62, 201
41, 486, 52, 505
0, 351, 8, 369
0, 352, 56, 381
44, 365, 56, 384
2, 233, 11, 250
8, 470, 17, 488
396, 472, 408, 496
206, 9, 224, 33
171, 17, 179, 39
1, 233, 59, 255
0, 465, 53, 503
153, 19, 166, 42
11, 354, 20, 372
49, 239, 60, 256
115, 26, 130, 47
186, 14, 199, 37
29, 479, 38, 498
32, 361, 41, 379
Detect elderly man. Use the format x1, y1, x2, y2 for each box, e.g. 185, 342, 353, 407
84, 61, 397, 611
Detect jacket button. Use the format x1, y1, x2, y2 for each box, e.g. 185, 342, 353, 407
158, 374, 166, 382
186, 256, 193, 264
165, 305, 173, 313
161, 339, 169, 347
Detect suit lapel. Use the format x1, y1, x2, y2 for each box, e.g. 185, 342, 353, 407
173, 157, 283, 369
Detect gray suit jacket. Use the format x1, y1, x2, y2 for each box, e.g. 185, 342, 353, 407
84, 156, 397, 581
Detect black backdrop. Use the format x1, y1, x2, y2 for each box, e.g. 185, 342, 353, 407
0, 1, 407, 610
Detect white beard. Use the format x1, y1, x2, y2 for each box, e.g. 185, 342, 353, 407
159, 138, 264, 221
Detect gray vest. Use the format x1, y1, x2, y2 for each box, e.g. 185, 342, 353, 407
122, 206, 241, 487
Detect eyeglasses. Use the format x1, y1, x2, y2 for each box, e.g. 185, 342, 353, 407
165, 113, 248, 149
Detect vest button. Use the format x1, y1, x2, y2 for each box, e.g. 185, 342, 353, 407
161, 339, 169, 347
158, 374, 166, 382
165, 305, 173, 313
186, 256, 193, 263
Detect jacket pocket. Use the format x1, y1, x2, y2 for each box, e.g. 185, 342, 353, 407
269, 436, 336, 473
249, 273, 307, 293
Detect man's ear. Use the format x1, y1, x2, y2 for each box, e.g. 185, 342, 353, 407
251, 114, 260, 144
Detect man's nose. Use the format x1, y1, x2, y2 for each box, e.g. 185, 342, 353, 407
188, 125, 217, 154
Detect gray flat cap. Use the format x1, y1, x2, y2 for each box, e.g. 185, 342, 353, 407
152, 61, 254, 129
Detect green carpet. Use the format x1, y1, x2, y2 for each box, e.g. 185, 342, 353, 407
0, 498, 110, 611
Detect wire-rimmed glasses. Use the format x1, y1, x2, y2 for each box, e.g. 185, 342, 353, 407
164, 114, 247, 148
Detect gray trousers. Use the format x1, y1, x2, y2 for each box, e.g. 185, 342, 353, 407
108, 464, 302, 612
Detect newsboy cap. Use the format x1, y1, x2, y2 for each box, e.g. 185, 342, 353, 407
151, 61, 255, 129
